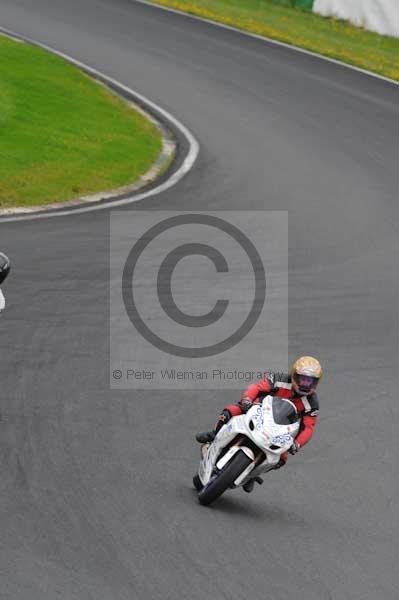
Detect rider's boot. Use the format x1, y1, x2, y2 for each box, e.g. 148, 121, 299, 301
195, 409, 232, 444
273, 457, 287, 470
195, 431, 216, 444
243, 476, 264, 493
243, 458, 285, 492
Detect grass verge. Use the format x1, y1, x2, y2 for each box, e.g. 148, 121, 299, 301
0, 34, 163, 208
149, 0, 399, 81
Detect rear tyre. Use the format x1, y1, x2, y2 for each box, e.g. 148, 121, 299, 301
193, 474, 203, 491
198, 451, 252, 506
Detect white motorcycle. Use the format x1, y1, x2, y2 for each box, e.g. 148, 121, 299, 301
0, 252, 10, 312
193, 396, 300, 505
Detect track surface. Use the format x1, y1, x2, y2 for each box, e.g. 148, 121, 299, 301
1, 1, 398, 598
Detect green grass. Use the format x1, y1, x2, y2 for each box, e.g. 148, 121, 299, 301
151, 0, 399, 80
0, 34, 163, 208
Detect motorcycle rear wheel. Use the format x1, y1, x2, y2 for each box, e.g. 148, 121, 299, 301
198, 451, 252, 506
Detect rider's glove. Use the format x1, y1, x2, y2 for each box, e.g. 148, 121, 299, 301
240, 398, 253, 413
289, 440, 300, 455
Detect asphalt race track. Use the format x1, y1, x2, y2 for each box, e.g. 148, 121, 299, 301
0, 1, 399, 598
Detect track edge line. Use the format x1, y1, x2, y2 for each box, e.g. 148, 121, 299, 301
133, 0, 399, 86
0, 26, 200, 222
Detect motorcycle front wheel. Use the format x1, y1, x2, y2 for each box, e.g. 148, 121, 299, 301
198, 451, 252, 506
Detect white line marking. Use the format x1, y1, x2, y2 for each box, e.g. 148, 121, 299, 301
0, 27, 199, 222
133, 0, 398, 86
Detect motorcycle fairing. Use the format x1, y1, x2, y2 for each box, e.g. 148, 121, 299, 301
198, 396, 299, 487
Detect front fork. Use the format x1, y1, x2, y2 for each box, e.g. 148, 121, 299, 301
211, 435, 266, 487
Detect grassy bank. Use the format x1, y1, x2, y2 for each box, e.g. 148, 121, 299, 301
0, 34, 163, 208
150, 0, 399, 80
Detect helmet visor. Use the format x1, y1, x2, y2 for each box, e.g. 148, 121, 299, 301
293, 374, 319, 394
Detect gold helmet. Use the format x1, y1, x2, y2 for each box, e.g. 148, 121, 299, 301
291, 356, 323, 395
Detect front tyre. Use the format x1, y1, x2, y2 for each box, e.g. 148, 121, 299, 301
193, 474, 203, 491
198, 451, 252, 506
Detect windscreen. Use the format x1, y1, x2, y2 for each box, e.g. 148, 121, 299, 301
272, 398, 298, 425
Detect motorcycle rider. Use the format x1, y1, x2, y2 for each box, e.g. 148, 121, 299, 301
196, 356, 322, 493
0, 252, 11, 311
